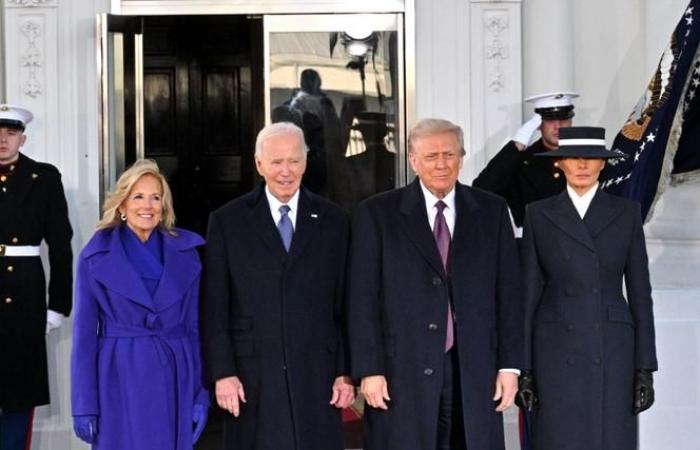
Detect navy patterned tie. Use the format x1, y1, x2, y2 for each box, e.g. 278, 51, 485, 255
433, 200, 454, 352
278, 205, 293, 252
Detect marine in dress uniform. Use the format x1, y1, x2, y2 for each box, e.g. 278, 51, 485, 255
473, 92, 579, 232
0, 105, 73, 450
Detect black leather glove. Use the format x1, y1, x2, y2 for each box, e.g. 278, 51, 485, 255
633, 369, 655, 415
515, 370, 538, 412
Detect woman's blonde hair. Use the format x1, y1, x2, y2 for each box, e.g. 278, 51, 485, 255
96, 159, 176, 232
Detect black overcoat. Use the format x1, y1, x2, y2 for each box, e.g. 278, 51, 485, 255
347, 179, 521, 450
200, 184, 349, 450
0, 153, 73, 411
521, 189, 658, 450
473, 139, 565, 227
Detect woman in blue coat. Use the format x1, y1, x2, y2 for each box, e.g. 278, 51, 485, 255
71, 159, 209, 449
517, 127, 658, 450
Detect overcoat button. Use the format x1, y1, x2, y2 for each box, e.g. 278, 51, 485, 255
428, 323, 438, 331
592, 323, 600, 330
432, 277, 442, 286
566, 324, 574, 331
592, 288, 599, 294
564, 254, 571, 261
565, 288, 573, 296
4, 297, 12, 304
594, 358, 602, 365
424, 368, 434, 376
567, 358, 575, 366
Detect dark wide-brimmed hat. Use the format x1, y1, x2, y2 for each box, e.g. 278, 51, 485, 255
536, 126, 627, 159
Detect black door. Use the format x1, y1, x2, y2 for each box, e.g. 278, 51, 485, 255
143, 15, 264, 236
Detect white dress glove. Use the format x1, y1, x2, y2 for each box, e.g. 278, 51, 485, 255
512, 114, 543, 148
46, 309, 64, 334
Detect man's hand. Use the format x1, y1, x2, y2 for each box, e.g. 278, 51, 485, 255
361, 375, 390, 410
46, 309, 64, 334
215, 376, 246, 417
515, 370, 538, 412
330, 376, 356, 409
513, 114, 543, 150
493, 371, 518, 412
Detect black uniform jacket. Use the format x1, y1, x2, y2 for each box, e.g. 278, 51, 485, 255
473, 139, 565, 228
200, 184, 349, 450
347, 179, 521, 450
0, 153, 73, 411
521, 189, 657, 450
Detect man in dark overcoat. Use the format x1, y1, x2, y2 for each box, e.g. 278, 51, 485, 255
473, 92, 578, 231
200, 121, 355, 450
0, 105, 73, 450
348, 118, 522, 450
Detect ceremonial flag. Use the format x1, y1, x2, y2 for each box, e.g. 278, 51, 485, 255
602, 0, 700, 221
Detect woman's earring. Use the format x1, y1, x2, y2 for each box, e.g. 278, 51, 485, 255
120, 213, 127, 222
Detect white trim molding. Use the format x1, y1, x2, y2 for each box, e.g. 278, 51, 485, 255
6, 0, 58, 8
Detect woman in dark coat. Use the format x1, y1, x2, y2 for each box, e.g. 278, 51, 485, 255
517, 127, 658, 450
71, 159, 209, 450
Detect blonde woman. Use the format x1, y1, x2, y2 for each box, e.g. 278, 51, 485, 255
71, 159, 209, 449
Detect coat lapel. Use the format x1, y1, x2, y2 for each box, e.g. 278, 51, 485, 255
151, 231, 201, 312
450, 184, 481, 274
583, 189, 625, 237
90, 227, 156, 311
287, 188, 320, 265
399, 179, 446, 277
541, 191, 597, 252
248, 184, 289, 261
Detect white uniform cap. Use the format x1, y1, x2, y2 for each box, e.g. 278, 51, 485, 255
0, 104, 34, 129
524, 92, 579, 109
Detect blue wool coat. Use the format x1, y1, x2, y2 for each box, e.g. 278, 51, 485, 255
71, 225, 208, 450
521, 189, 658, 450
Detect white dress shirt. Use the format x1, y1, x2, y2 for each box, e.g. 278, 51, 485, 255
567, 182, 599, 219
265, 186, 300, 229
418, 181, 520, 376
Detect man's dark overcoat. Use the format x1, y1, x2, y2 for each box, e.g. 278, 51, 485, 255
0, 153, 73, 411
521, 189, 658, 450
200, 184, 349, 450
348, 179, 522, 450
473, 139, 565, 227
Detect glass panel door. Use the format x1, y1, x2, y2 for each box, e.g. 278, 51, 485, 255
264, 14, 405, 212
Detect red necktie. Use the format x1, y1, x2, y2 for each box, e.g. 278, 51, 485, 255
433, 200, 454, 352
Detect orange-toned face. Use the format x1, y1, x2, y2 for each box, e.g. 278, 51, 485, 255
558, 157, 606, 195
409, 131, 464, 199
541, 118, 572, 150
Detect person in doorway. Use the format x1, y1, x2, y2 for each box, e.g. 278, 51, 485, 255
0, 105, 73, 450
516, 126, 658, 450
347, 118, 521, 450
71, 159, 209, 449
200, 122, 354, 450
473, 92, 578, 232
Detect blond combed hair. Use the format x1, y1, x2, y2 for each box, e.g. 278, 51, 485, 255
408, 118, 466, 156
96, 159, 176, 233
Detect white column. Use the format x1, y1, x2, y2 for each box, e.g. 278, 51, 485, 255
522, 0, 574, 101
467, 0, 523, 187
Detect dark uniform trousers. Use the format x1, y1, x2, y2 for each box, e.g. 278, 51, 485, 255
0, 410, 32, 450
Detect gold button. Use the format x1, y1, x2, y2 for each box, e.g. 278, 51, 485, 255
7, 265, 13, 273
554, 172, 561, 179
0, 175, 6, 182
5, 297, 12, 304
9, 165, 15, 171
2, 187, 6, 192
11, 237, 18, 244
